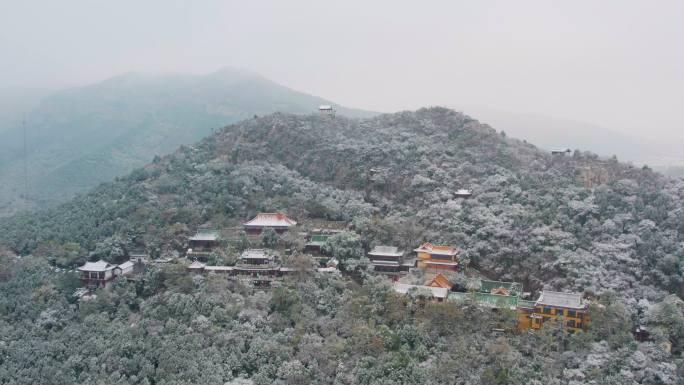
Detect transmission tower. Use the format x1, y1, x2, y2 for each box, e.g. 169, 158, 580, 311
22, 117, 29, 203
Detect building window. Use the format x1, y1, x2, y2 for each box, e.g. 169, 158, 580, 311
566, 320, 576, 328
544, 307, 553, 314
567, 310, 576, 318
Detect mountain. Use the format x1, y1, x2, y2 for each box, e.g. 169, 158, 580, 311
1, 108, 683, 383
0, 68, 374, 216
2, 107, 682, 299
462, 107, 684, 173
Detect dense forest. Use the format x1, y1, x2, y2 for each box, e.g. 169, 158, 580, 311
1, 107, 683, 384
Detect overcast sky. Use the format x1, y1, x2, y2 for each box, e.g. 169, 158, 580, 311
1, 0, 683, 143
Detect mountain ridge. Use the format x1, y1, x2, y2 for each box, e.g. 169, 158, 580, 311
0, 68, 375, 216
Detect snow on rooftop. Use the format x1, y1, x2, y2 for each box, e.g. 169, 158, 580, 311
536, 291, 585, 309
117, 261, 135, 270
244, 213, 297, 228
240, 249, 274, 260
189, 229, 219, 241
413, 243, 458, 256
78, 260, 115, 272
188, 261, 206, 269
368, 245, 403, 257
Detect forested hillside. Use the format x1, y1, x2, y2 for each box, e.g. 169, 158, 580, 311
1, 108, 683, 384
0, 68, 372, 216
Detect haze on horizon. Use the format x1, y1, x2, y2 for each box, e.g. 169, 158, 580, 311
1, 0, 683, 160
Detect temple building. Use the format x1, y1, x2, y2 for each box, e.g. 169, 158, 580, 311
187, 229, 220, 258
78, 260, 117, 288
304, 234, 331, 254
414, 243, 459, 271
368, 245, 406, 274
426, 273, 454, 290
114, 260, 135, 276
454, 189, 473, 198
319, 105, 335, 117
551, 148, 572, 156
243, 213, 297, 235
528, 291, 589, 332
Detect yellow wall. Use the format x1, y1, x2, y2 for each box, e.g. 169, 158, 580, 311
516, 311, 533, 331
529, 306, 588, 332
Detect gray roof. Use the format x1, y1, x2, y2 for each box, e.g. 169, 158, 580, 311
189, 229, 219, 241
368, 245, 403, 257
117, 261, 135, 270
78, 260, 116, 272
240, 249, 274, 260
371, 260, 400, 266
244, 213, 296, 227
536, 291, 586, 309
188, 261, 206, 269
204, 266, 234, 272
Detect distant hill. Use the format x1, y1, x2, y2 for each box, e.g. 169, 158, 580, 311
462, 107, 684, 173
0, 68, 374, 216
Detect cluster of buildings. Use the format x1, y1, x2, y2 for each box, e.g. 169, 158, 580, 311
393, 273, 589, 333
75, 210, 590, 333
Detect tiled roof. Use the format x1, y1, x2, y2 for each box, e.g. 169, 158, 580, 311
427, 274, 454, 289
368, 246, 403, 257
306, 234, 330, 246
536, 291, 585, 309
204, 266, 234, 272
78, 260, 115, 272
413, 243, 458, 256
371, 260, 400, 266
244, 213, 297, 227
117, 261, 135, 270
240, 249, 274, 260
188, 261, 206, 269
189, 229, 220, 241
448, 292, 518, 309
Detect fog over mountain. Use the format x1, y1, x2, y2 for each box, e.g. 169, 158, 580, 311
0, 68, 372, 216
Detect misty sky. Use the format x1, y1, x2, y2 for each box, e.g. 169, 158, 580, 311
1, 0, 683, 143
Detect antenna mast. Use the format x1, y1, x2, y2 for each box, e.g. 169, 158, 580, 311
22, 117, 28, 202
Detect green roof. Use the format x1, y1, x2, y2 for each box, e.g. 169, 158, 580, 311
517, 299, 536, 308
448, 292, 519, 309
307, 234, 331, 246
480, 280, 523, 297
